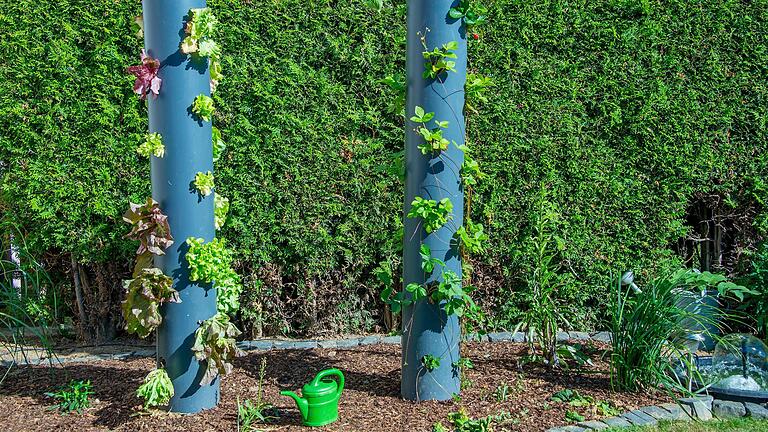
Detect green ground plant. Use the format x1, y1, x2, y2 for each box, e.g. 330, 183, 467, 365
610, 269, 740, 392
45, 380, 94, 414
237, 357, 277, 431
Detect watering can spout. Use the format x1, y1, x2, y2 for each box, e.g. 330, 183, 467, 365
280, 390, 309, 421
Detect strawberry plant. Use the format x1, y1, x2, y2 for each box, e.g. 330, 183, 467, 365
422, 354, 441, 371
122, 267, 180, 338
422, 40, 458, 80
410, 106, 452, 154
192, 312, 243, 386
407, 197, 453, 233
448, 0, 488, 28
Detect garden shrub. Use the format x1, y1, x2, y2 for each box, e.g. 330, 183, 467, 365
0, 0, 766, 337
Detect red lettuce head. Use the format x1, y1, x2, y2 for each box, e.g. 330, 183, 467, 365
127, 50, 162, 99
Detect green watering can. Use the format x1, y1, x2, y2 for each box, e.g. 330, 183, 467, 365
280, 369, 345, 427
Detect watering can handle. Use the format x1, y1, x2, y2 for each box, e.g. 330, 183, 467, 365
312, 368, 345, 399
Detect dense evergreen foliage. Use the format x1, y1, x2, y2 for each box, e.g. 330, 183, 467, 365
1, 0, 765, 337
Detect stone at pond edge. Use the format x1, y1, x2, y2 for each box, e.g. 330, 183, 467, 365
601, 417, 632, 428
745, 402, 768, 419
576, 420, 610, 430
712, 400, 747, 418
659, 402, 693, 420
547, 426, 587, 432
641, 405, 676, 420
679, 397, 713, 421
622, 410, 657, 426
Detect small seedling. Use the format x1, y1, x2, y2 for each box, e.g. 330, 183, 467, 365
494, 382, 510, 402
237, 357, 277, 431
45, 380, 94, 414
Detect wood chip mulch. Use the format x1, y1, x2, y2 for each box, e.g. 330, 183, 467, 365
0, 341, 668, 431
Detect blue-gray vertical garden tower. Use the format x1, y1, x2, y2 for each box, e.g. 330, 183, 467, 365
143, 0, 218, 412
402, 0, 467, 401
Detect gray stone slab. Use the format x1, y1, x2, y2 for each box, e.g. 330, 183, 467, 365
381, 335, 401, 345
488, 332, 523, 343
358, 335, 382, 346
549, 426, 587, 432
334, 338, 362, 348
250, 340, 275, 350
660, 402, 692, 420
680, 395, 713, 410
590, 331, 612, 343
317, 340, 338, 349
680, 396, 713, 420
601, 417, 632, 428
577, 420, 610, 430
287, 341, 318, 350
133, 349, 154, 357
641, 405, 676, 420
745, 402, 768, 419
556, 331, 570, 341
568, 331, 591, 341
713, 400, 746, 418
624, 410, 657, 426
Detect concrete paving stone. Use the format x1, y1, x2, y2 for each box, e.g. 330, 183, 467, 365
568, 331, 591, 340
577, 420, 610, 430
590, 331, 612, 343
288, 341, 318, 350
317, 340, 338, 349
745, 402, 768, 419
334, 338, 362, 348
381, 335, 401, 345
629, 409, 658, 425
621, 411, 656, 426
660, 402, 693, 420
548, 426, 587, 432
641, 405, 676, 420
679, 396, 713, 420
358, 335, 382, 346
601, 417, 632, 428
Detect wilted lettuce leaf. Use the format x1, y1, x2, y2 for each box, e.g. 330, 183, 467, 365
192, 312, 243, 386
121, 268, 180, 338
123, 197, 174, 258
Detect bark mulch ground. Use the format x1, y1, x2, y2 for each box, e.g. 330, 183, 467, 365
0, 341, 668, 431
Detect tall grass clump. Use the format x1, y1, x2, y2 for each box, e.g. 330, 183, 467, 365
0, 223, 58, 384
610, 269, 736, 392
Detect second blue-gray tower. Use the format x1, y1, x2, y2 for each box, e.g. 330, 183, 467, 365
143, 0, 219, 413
401, 0, 467, 401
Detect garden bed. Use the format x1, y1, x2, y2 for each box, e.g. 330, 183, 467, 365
0, 341, 668, 431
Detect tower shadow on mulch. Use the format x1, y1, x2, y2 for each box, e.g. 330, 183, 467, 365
236, 347, 402, 398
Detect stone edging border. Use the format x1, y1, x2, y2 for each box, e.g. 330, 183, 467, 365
546, 396, 768, 431
2, 330, 613, 367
